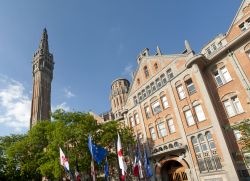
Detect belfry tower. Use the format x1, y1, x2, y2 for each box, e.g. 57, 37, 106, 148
30, 28, 54, 128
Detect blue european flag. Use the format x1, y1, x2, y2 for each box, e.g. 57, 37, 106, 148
144, 147, 153, 178
104, 160, 109, 178
88, 134, 108, 164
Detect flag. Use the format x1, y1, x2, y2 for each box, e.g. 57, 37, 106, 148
88, 134, 108, 164
133, 139, 143, 178
117, 133, 127, 180
59, 147, 70, 171
144, 147, 153, 178
104, 159, 109, 179
75, 159, 81, 181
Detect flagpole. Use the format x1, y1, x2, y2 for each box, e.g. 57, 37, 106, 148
89, 134, 96, 181
115, 137, 122, 181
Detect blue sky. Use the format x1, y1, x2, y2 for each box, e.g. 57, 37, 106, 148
0, 0, 241, 135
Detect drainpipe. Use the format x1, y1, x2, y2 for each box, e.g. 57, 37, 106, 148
228, 50, 250, 99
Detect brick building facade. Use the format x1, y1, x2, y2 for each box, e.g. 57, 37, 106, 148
109, 1, 250, 180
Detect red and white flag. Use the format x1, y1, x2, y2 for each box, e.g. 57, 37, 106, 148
117, 133, 127, 180
59, 147, 70, 171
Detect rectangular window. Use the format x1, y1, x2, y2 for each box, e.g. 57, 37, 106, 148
161, 96, 169, 109
232, 96, 244, 114
184, 110, 195, 126
185, 79, 196, 95
151, 101, 162, 114
177, 85, 186, 100
157, 122, 167, 137
167, 119, 176, 134
223, 99, 236, 117
130, 117, 135, 127
194, 105, 206, 122
221, 67, 232, 83
145, 106, 151, 119
197, 159, 207, 172
213, 67, 232, 86
149, 127, 156, 140
194, 145, 201, 153
209, 141, 216, 150
135, 113, 140, 125
201, 143, 208, 152
156, 78, 162, 88
214, 70, 224, 86
167, 69, 174, 80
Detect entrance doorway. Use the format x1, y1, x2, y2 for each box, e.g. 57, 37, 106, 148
161, 160, 188, 181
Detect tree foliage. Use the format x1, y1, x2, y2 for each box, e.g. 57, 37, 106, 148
0, 110, 135, 180
235, 119, 250, 152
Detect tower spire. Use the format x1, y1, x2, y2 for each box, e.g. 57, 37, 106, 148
38, 28, 49, 54
30, 28, 54, 128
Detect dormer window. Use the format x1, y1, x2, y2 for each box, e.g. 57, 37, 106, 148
144, 66, 149, 78
211, 43, 217, 51
206, 47, 212, 55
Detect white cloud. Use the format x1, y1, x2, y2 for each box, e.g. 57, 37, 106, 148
52, 102, 70, 112
64, 88, 75, 98
122, 63, 134, 78
0, 75, 31, 132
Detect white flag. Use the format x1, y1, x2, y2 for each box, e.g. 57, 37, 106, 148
59, 147, 70, 171
117, 133, 127, 180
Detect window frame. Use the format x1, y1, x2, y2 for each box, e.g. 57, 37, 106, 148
149, 126, 157, 140
176, 84, 186, 100
157, 121, 167, 138
213, 66, 232, 87
184, 109, 195, 126
151, 100, 162, 114
185, 79, 196, 95
161, 96, 169, 109
167, 118, 176, 134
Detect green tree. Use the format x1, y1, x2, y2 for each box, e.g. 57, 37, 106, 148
235, 119, 250, 152
1, 109, 135, 180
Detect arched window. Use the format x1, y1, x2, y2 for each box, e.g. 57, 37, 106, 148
149, 123, 156, 140
169, 143, 173, 149
144, 66, 149, 78
156, 120, 167, 138
205, 131, 216, 150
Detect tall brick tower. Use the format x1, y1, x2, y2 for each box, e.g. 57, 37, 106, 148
30, 28, 54, 128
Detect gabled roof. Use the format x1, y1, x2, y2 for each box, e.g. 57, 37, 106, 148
227, 0, 250, 35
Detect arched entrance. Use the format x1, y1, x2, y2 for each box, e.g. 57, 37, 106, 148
161, 160, 188, 181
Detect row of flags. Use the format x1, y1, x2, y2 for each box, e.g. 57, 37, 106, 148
59, 133, 153, 180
